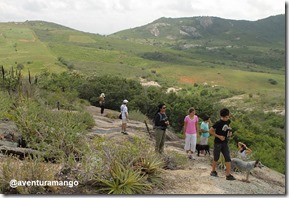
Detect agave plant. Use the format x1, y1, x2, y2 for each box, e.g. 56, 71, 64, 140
136, 153, 164, 175
100, 161, 151, 194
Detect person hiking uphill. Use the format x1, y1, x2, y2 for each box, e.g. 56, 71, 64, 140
154, 103, 169, 154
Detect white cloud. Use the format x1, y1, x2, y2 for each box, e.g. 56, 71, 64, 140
0, 0, 285, 34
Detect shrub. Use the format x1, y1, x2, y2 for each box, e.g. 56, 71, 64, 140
268, 78, 278, 85
100, 162, 151, 194
128, 110, 149, 123
7, 99, 93, 161
0, 91, 14, 118
0, 157, 59, 194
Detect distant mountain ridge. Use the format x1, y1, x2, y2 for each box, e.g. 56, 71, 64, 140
111, 14, 285, 47
0, 14, 285, 88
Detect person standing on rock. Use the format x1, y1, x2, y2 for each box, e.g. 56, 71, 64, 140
120, 99, 129, 135
209, 108, 236, 180
183, 107, 199, 159
154, 103, 169, 154
99, 93, 105, 116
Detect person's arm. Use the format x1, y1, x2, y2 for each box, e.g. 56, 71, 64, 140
183, 121, 187, 136
238, 142, 242, 150
195, 119, 199, 136
200, 128, 206, 133
155, 113, 161, 126
246, 147, 252, 154
209, 127, 225, 141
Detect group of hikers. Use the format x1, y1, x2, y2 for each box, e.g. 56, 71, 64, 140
98, 93, 252, 181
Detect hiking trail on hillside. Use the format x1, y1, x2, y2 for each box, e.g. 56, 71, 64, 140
85, 106, 285, 195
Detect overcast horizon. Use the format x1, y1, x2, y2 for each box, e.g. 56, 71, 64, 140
0, 0, 286, 35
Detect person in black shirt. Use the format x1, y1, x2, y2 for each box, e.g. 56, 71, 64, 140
209, 108, 236, 180
154, 103, 169, 153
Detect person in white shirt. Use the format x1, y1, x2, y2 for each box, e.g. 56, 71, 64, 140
238, 142, 252, 159
120, 99, 129, 135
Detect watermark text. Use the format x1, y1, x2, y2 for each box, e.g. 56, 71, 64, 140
9, 179, 79, 188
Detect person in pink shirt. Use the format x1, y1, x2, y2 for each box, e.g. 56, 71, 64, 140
183, 107, 199, 159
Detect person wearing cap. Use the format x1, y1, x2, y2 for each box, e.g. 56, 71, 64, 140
120, 99, 129, 135
99, 93, 105, 116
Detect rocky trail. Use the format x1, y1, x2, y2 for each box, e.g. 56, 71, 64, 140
85, 106, 286, 195
0, 106, 285, 195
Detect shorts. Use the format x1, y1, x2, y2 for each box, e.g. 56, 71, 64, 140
184, 133, 197, 152
122, 118, 127, 124
213, 143, 231, 162
200, 136, 208, 145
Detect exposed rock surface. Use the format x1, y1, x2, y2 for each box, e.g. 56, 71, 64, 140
86, 106, 286, 195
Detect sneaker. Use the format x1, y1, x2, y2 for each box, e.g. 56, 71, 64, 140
226, 174, 236, 180
210, 171, 218, 177
123, 132, 128, 135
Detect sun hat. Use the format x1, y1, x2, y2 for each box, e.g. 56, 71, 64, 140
123, 99, 128, 104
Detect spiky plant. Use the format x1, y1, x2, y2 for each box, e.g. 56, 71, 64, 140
135, 153, 164, 175
100, 161, 151, 194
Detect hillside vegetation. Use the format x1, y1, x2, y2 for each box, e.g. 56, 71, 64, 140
0, 14, 285, 194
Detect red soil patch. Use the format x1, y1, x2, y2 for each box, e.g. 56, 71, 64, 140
179, 76, 197, 84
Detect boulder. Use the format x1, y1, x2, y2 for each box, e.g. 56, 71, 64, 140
0, 119, 22, 143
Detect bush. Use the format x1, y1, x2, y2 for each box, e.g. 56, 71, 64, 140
79, 136, 163, 194
0, 157, 58, 194
268, 78, 278, 85
7, 99, 94, 161
128, 110, 149, 123
100, 162, 151, 194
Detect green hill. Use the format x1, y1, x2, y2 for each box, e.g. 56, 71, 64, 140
0, 15, 285, 94
0, 16, 285, 176
111, 15, 285, 46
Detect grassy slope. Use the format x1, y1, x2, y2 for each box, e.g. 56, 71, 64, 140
0, 21, 285, 98
0, 22, 66, 75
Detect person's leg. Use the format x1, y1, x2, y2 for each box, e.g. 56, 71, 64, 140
155, 128, 163, 153
101, 105, 104, 115
222, 143, 232, 176
222, 143, 235, 180
190, 134, 197, 159
204, 137, 208, 145
212, 160, 217, 172
225, 162, 231, 176
211, 143, 221, 176
121, 119, 127, 133
200, 136, 207, 154
184, 134, 191, 155
159, 130, 166, 153
191, 134, 197, 153
124, 123, 127, 132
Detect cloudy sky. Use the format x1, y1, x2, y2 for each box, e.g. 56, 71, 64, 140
0, 0, 285, 35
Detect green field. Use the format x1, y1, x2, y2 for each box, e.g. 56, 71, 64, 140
0, 21, 285, 102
